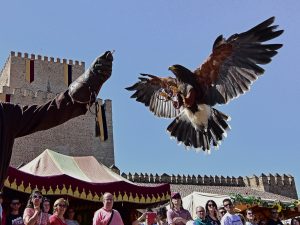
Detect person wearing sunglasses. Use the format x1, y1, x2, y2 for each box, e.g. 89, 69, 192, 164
220, 199, 242, 225
205, 200, 220, 225
49, 198, 68, 225
217, 207, 226, 220
23, 189, 49, 225
266, 209, 283, 225
245, 209, 256, 225
6, 198, 24, 225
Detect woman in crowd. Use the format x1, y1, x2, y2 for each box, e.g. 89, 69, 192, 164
23, 189, 49, 225
245, 209, 257, 225
65, 207, 79, 225
217, 207, 226, 220
167, 192, 192, 225
49, 198, 68, 225
157, 207, 168, 225
205, 200, 220, 225
42, 198, 51, 218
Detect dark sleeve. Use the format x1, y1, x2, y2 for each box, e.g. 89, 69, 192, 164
186, 210, 192, 220
2, 91, 87, 138
5, 216, 11, 225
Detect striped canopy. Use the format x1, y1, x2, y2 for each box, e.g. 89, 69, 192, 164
5, 150, 170, 204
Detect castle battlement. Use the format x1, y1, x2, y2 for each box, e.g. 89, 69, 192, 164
0, 51, 86, 95
120, 172, 298, 199
10, 51, 85, 67
244, 173, 295, 187
121, 172, 246, 186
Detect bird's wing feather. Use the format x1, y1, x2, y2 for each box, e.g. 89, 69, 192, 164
194, 16, 283, 105
126, 74, 181, 118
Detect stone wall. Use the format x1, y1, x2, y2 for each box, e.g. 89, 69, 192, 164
244, 173, 298, 199
121, 172, 298, 199
0, 51, 115, 167
1, 51, 85, 93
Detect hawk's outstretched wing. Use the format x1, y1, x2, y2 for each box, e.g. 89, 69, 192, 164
194, 17, 283, 105
126, 74, 181, 118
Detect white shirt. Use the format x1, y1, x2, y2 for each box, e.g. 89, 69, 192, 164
221, 213, 243, 225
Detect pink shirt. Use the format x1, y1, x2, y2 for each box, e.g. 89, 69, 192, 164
167, 208, 192, 225
49, 215, 67, 225
93, 208, 124, 225
23, 208, 49, 225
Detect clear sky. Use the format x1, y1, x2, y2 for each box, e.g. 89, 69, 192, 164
1, 1, 299, 197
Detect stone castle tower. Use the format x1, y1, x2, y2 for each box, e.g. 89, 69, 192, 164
0, 51, 115, 167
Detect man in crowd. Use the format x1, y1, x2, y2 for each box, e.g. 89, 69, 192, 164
221, 198, 243, 225
93, 192, 124, 225
6, 198, 23, 225
194, 206, 212, 225
266, 209, 283, 225
0, 51, 113, 191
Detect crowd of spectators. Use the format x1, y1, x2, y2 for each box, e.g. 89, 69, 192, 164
0, 191, 299, 225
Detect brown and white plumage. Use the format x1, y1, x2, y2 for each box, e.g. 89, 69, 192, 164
126, 17, 283, 151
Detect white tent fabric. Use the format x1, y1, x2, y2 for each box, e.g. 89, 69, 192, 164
181, 192, 229, 218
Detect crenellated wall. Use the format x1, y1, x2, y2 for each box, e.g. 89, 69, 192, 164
0, 51, 115, 167
121, 172, 298, 199
121, 172, 245, 186
244, 173, 297, 199
1, 51, 85, 94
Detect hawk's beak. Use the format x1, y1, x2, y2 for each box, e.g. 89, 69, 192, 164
168, 66, 175, 71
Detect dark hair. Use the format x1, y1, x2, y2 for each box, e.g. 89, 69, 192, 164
26, 189, 43, 209
157, 207, 167, 219
43, 197, 50, 203
205, 200, 218, 218
170, 197, 183, 210
223, 198, 232, 205
10, 197, 20, 203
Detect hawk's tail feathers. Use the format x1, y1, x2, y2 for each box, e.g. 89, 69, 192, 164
166, 107, 231, 151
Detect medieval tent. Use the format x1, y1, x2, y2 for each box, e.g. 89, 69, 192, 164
179, 192, 228, 218
3, 149, 170, 225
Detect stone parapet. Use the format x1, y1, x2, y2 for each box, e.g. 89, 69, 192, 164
5, 51, 85, 94
121, 172, 298, 199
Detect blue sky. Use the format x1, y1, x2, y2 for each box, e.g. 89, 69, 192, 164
1, 1, 299, 197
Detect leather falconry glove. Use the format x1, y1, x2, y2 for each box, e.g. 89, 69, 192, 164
68, 51, 113, 104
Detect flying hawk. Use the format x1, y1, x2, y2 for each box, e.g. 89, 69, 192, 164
126, 17, 283, 151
